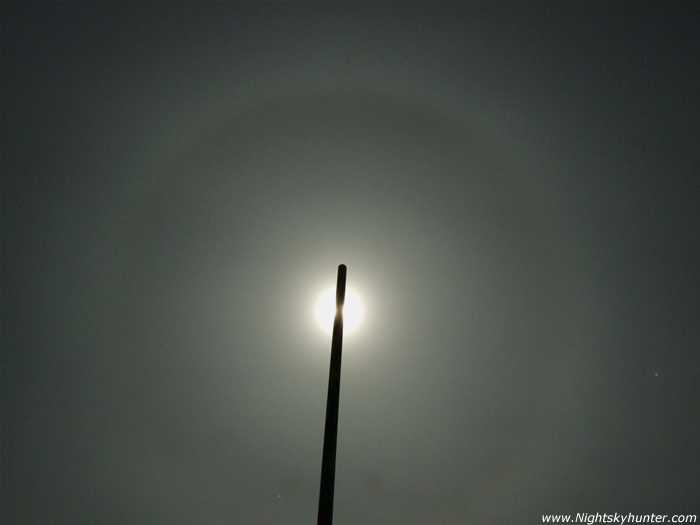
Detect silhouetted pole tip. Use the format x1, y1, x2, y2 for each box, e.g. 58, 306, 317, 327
335, 265, 347, 309
317, 264, 347, 525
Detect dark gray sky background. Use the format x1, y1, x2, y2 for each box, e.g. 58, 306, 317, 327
3, 3, 699, 523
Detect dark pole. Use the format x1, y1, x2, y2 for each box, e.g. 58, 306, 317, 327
317, 264, 347, 525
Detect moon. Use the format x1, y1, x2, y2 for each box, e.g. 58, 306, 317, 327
315, 287, 363, 335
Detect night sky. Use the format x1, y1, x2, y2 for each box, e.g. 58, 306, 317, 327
2, 3, 699, 523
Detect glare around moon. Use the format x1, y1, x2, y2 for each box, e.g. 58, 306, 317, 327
315, 287, 363, 334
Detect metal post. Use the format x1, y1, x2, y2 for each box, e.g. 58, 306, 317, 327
317, 264, 347, 525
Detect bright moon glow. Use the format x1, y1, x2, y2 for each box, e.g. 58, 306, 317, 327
315, 287, 363, 334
